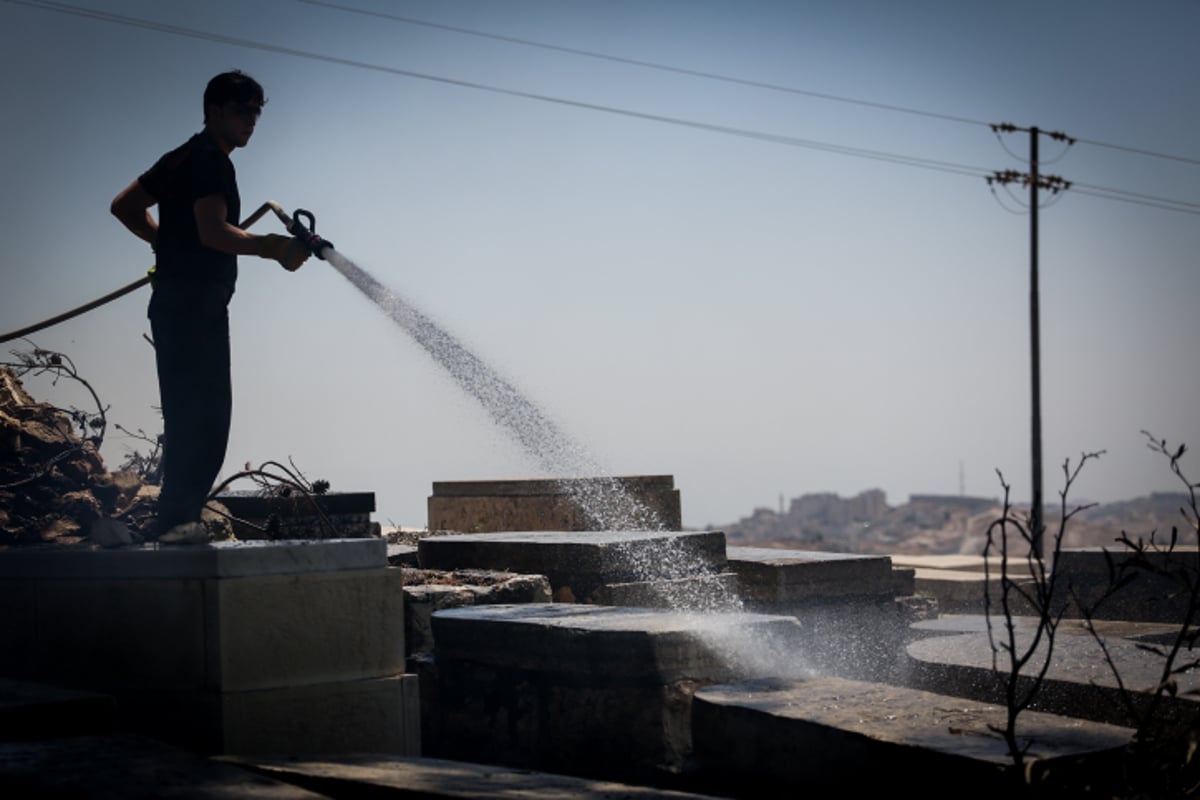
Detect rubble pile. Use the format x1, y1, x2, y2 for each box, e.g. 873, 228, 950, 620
0, 367, 155, 546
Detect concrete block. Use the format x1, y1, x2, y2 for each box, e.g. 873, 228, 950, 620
0, 540, 414, 756
215, 567, 406, 691
3, 575, 210, 690
427, 475, 682, 532
692, 676, 1134, 798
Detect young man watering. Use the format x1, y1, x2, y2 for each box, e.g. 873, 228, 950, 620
111, 70, 310, 542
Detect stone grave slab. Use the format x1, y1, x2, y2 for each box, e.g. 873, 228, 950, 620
725, 546, 896, 605
692, 676, 1134, 798
429, 603, 806, 787
428, 475, 683, 532
417, 530, 727, 604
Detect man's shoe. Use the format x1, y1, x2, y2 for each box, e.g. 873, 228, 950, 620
158, 521, 212, 545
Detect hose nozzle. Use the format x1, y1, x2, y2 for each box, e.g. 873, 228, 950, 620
288, 208, 334, 260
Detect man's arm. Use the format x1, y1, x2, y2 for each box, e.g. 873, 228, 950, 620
111, 180, 158, 246
195, 194, 308, 270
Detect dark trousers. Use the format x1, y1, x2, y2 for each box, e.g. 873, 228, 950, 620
148, 284, 233, 534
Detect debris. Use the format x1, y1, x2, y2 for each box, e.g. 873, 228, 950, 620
1, 366, 153, 546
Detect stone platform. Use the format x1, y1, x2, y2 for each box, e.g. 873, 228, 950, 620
692, 676, 1134, 798
417, 530, 730, 605
0, 539, 418, 755
428, 603, 806, 786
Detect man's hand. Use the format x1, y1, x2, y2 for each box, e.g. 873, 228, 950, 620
258, 234, 310, 271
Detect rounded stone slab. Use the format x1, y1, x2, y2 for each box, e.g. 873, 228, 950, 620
431, 603, 807, 682
906, 627, 1200, 727
418, 530, 727, 590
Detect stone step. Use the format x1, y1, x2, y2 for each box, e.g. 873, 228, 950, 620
224, 753, 723, 799
0, 735, 327, 798
692, 676, 1135, 798
417, 530, 727, 604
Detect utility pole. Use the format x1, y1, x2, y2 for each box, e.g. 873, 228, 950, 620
988, 124, 1073, 559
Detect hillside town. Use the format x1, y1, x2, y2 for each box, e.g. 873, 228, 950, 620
717, 488, 1191, 556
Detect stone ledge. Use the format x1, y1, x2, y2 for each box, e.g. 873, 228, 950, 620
0, 537, 387, 579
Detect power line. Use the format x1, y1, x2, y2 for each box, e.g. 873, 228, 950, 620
1074, 137, 1200, 168
9, 0, 1200, 216
1070, 184, 1200, 216
7, 0, 992, 180
299, 0, 1200, 170
298, 0, 992, 129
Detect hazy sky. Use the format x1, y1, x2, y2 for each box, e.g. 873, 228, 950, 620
2, 0, 1197, 529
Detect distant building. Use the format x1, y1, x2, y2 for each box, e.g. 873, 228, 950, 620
907, 494, 998, 514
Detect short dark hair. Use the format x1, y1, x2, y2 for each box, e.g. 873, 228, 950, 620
203, 70, 266, 123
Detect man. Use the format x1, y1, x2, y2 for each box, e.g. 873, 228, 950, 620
111, 70, 310, 541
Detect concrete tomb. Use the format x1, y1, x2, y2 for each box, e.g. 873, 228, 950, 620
0, 538, 418, 755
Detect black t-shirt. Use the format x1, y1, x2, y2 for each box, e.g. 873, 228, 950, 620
139, 131, 240, 292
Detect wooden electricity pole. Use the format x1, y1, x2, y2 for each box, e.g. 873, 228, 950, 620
988, 124, 1073, 559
